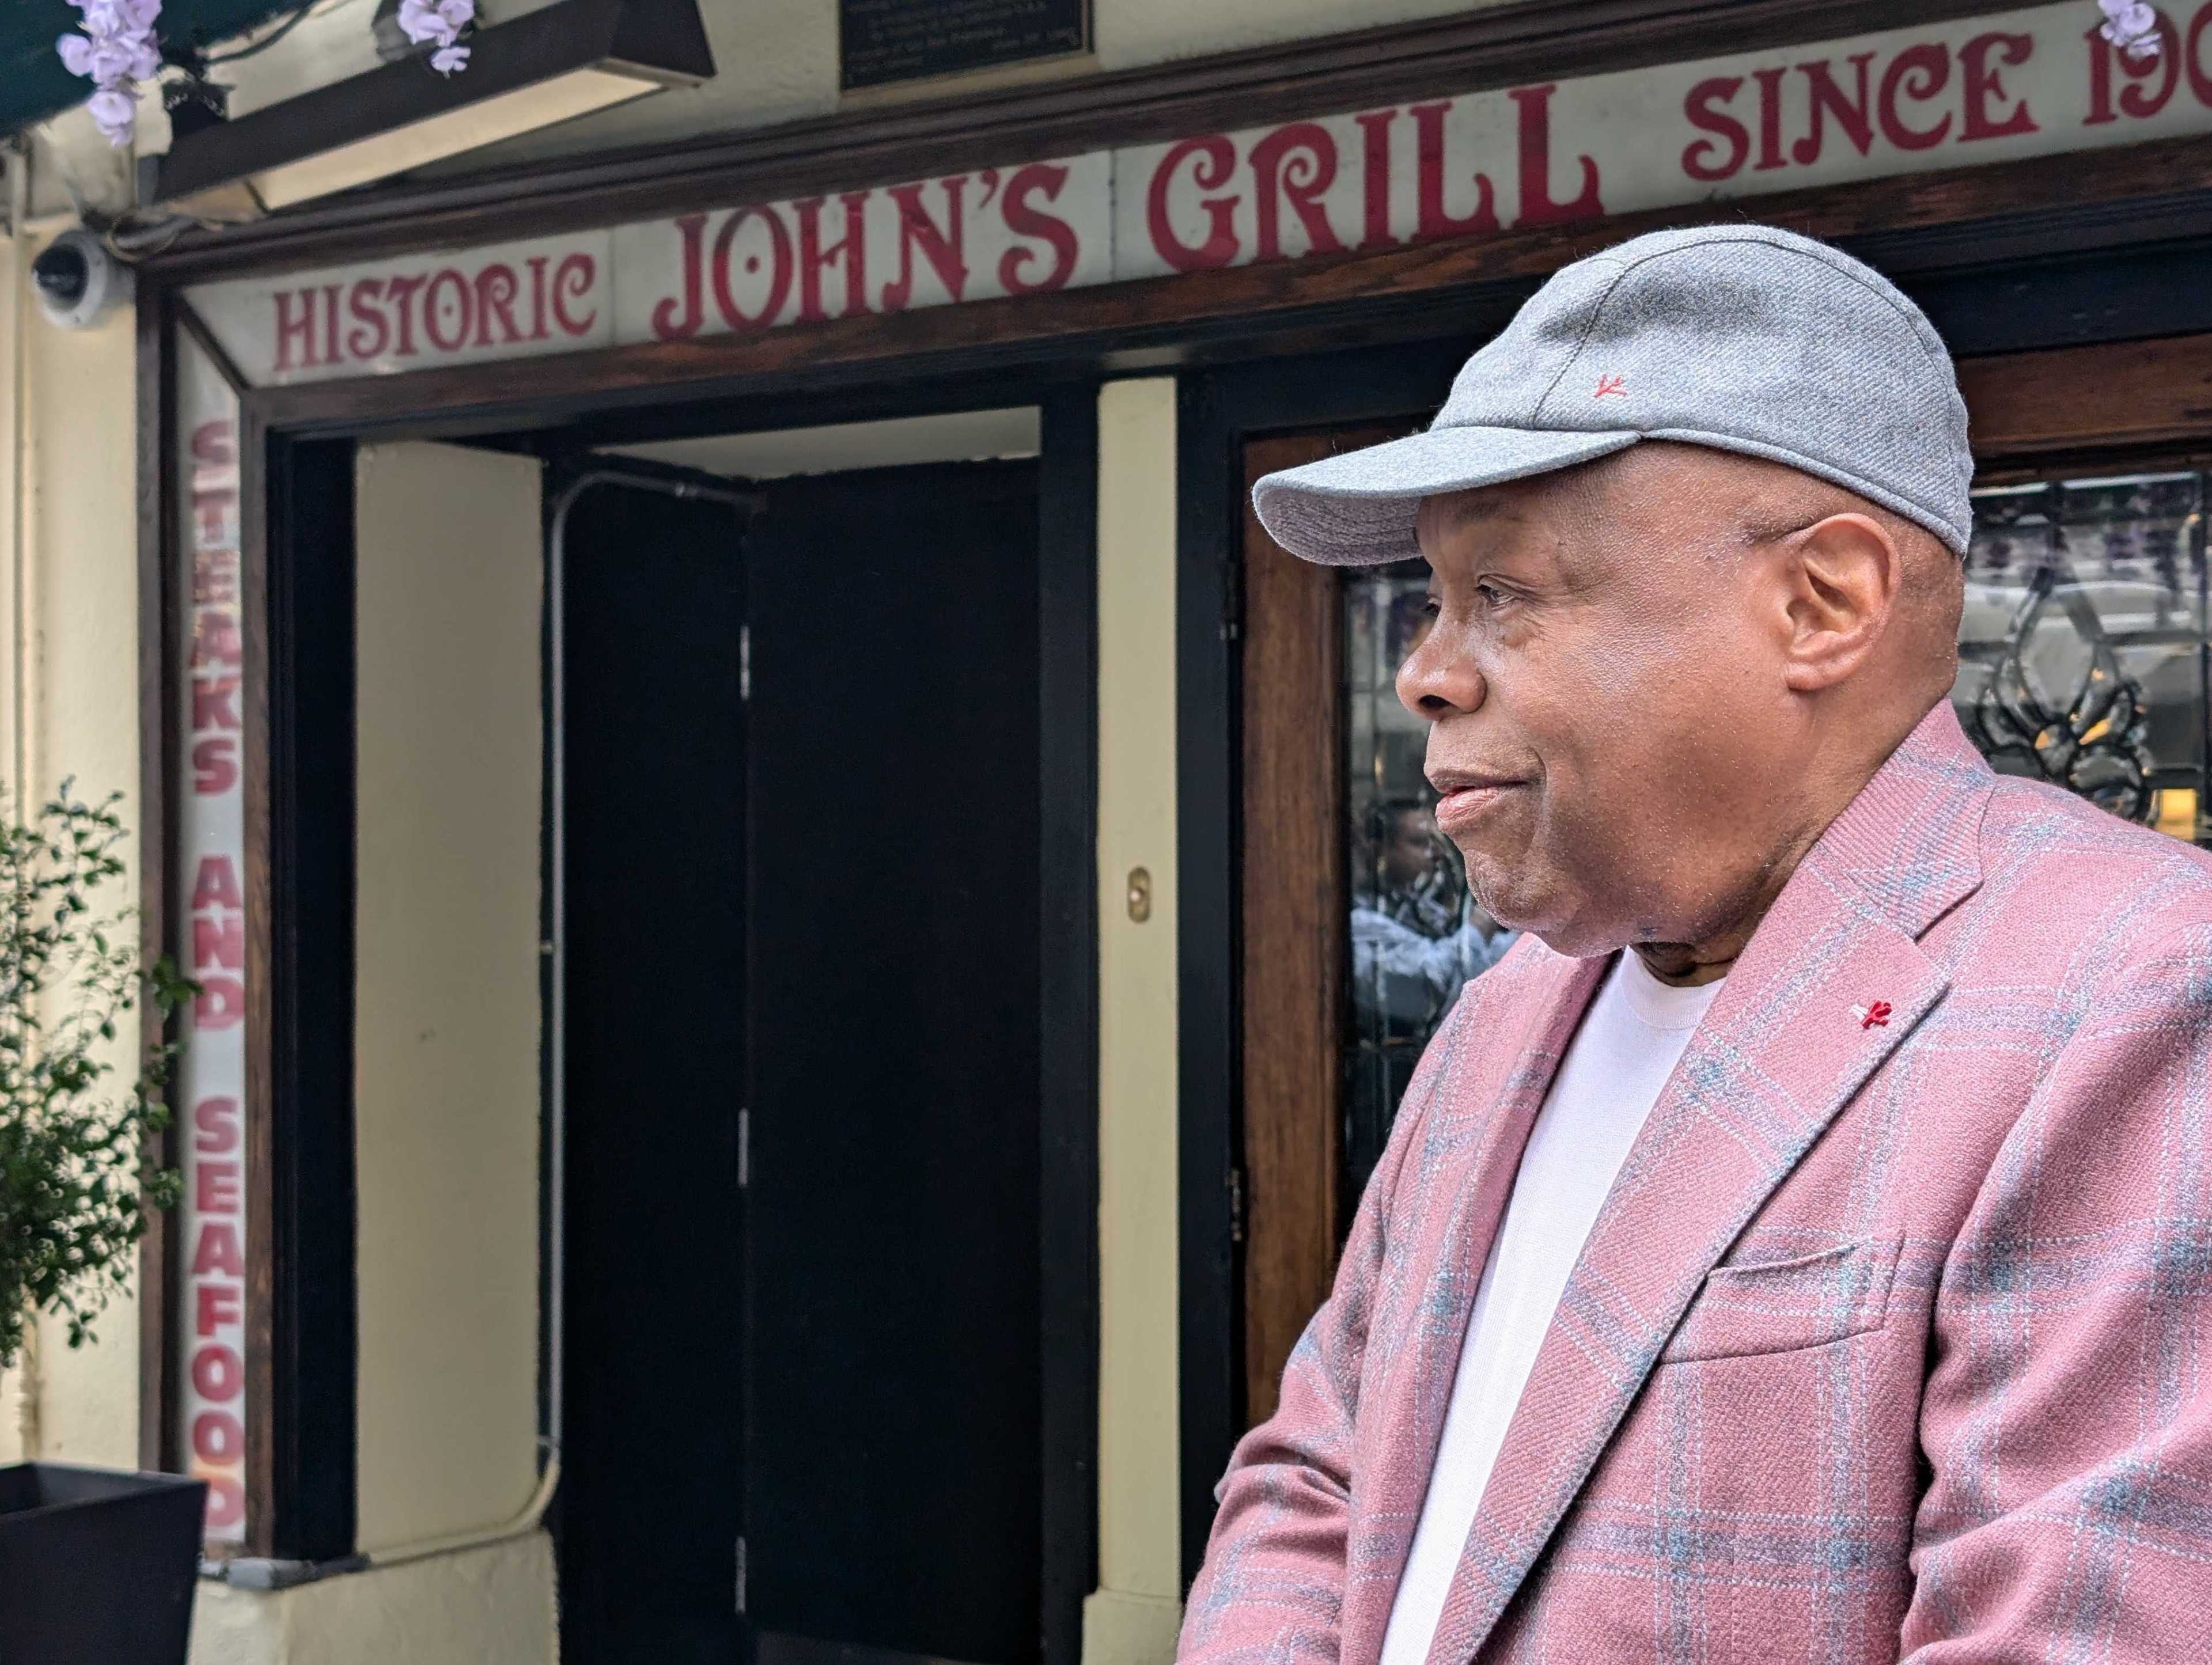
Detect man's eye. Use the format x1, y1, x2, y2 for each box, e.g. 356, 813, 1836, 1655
1421, 596, 1441, 617
1475, 582, 1509, 607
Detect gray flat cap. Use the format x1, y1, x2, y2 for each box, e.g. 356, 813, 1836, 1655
1252, 223, 1972, 563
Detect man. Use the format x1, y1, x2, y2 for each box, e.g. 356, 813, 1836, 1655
1180, 223, 2212, 1664
1353, 801, 1516, 1028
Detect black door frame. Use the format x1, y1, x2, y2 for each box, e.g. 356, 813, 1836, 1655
244, 373, 1100, 1665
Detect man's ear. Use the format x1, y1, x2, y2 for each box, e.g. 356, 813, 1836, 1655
1779, 513, 1900, 693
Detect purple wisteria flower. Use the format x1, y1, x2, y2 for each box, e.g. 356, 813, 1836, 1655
2100, 0, 2162, 60
55, 0, 161, 147
397, 0, 474, 74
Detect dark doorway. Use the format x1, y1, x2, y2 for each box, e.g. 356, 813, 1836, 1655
558, 459, 1047, 1665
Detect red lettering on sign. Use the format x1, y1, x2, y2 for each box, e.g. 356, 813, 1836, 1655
881, 177, 970, 311
204, 1477, 245, 1529
196, 1160, 241, 1214
191, 1223, 246, 1280
192, 738, 238, 797
1961, 31, 2039, 140
424, 268, 474, 351
552, 253, 598, 336
1510, 85, 1604, 226
194, 1096, 241, 1155
191, 856, 243, 911
998, 163, 1082, 294
194, 976, 245, 1031
713, 206, 796, 329
191, 422, 234, 466
1878, 44, 1955, 150
474, 263, 524, 347
1248, 123, 1344, 263
1147, 135, 1241, 272
1794, 52, 1878, 164
2191, 2, 2212, 107
192, 674, 241, 732
1353, 109, 1396, 250
191, 615, 242, 670
272, 290, 316, 372
1752, 66, 1790, 170
526, 254, 552, 340
193, 1410, 244, 1465
192, 912, 244, 972
322, 285, 342, 366
794, 192, 870, 323
2085, 12, 2182, 124
1681, 76, 1751, 180
1410, 101, 1501, 242
191, 1341, 243, 1401
347, 279, 390, 360
192, 491, 234, 552
192, 547, 238, 606
652, 213, 709, 339
384, 273, 429, 356
195, 1282, 241, 1336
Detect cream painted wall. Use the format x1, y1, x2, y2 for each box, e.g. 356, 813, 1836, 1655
191, 1534, 556, 1665
1086, 376, 1185, 1665
0, 216, 149, 1474
417, 0, 1517, 175
352, 441, 545, 1554
1094, 0, 1515, 69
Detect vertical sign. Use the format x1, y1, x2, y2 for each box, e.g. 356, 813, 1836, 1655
173, 336, 249, 1542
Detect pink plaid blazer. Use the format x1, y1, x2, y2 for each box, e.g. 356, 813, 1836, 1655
1182, 701, 2212, 1664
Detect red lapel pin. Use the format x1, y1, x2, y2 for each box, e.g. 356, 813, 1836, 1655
1851, 1000, 1893, 1030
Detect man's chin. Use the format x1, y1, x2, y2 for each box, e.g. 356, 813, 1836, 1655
1467, 877, 1620, 960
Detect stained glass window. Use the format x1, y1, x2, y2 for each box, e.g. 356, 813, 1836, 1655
1957, 471, 2207, 843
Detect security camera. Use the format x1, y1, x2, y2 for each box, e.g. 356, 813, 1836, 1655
31, 229, 129, 331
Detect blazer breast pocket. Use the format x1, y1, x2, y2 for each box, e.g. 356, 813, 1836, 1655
1661, 1236, 1903, 1363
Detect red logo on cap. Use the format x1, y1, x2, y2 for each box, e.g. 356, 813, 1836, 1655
1593, 375, 1628, 399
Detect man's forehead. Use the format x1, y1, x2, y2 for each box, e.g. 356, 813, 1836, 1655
1414, 469, 1591, 557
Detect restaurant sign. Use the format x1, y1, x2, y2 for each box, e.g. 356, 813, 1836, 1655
188, 1, 2212, 386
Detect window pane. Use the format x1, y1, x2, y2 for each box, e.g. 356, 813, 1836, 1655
1957, 471, 2207, 841
1342, 561, 1517, 1203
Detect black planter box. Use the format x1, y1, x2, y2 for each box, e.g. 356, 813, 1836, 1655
0, 1463, 206, 1663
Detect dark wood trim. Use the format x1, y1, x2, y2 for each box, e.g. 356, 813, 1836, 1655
255, 431, 360, 1561
137, 282, 180, 1477
1236, 432, 1369, 1433
173, 295, 252, 399
1174, 370, 1239, 1591
1037, 385, 1101, 1665
225, 131, 2212, 444
143, 0, 2014, 283
1959, 333, 2212, 458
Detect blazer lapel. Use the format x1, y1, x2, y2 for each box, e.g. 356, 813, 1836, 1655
1423, 703, 1994, 1664
1338, 949, 1608, 1665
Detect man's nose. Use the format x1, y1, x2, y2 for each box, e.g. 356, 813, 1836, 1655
1396, 629, 1486, 721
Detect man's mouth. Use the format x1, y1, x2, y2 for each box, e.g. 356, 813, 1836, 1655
1429, 771, 1527, 834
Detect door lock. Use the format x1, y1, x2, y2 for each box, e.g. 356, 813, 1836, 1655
1126, 867, 1152, 923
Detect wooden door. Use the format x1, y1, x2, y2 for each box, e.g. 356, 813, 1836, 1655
1239, 426, 1403, 1427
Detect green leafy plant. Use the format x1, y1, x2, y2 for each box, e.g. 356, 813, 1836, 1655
0, 784, 191, 1372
